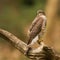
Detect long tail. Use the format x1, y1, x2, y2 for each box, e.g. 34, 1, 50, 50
27, 38, 32, 45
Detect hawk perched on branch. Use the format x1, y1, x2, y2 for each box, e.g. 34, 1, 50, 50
27, 10, 47, 45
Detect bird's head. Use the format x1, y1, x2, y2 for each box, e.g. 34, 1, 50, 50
37, 10, 45, 15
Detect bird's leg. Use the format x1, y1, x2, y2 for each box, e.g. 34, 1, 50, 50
37, 34, 43, 45
37, 29, 45, 45
37, 40, 42, 45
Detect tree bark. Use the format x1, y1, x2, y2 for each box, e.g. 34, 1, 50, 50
0, 28, 28, 54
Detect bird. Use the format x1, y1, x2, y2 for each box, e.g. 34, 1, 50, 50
25, 10, 47, 56
27, 10, 47, 45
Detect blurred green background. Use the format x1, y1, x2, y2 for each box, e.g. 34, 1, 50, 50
0, 0, 47, 60
0, 0, 46, 42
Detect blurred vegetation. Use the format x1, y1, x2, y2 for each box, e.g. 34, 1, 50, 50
0, 0, 47, 42
0, 0, 47, 60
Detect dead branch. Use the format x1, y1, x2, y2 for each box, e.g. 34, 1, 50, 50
0, 28, 60, 60
0, 28, 28, 54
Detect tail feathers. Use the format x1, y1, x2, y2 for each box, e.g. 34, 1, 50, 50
27, 38, 32, 45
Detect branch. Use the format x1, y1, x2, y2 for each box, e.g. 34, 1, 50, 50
0, 28, 28, 54
0, 28, 60, 60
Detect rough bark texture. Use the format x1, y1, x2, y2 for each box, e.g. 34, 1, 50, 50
0, 28, 28, 54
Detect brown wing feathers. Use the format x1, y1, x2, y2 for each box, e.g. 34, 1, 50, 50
27, 17, 43, 44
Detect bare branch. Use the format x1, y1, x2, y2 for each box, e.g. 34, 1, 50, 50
0, 28, 60, 60
0, 28, 28, 54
